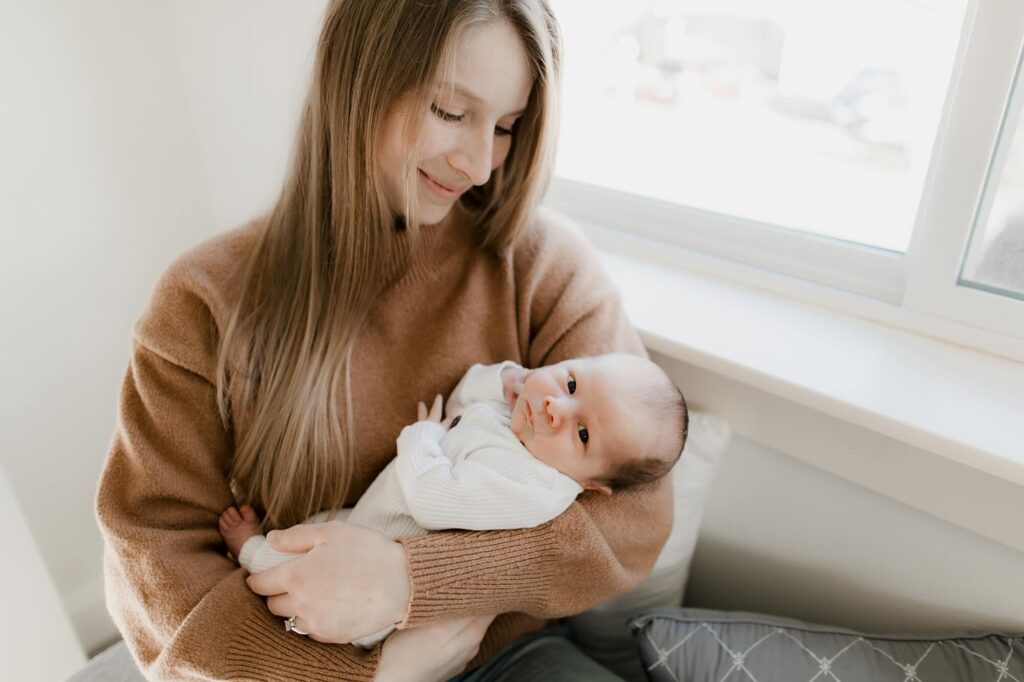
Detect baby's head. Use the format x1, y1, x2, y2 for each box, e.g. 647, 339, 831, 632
509, 354, 688, 495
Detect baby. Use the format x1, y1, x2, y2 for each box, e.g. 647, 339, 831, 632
219, 353, 688, 646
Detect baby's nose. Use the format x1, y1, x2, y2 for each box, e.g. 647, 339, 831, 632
543, 396, 565, 429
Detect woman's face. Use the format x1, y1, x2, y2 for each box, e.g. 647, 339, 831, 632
378, 20, 534, 225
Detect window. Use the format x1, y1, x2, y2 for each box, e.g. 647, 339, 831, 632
547, 0, 1024, 354
960, 80, 1024, 302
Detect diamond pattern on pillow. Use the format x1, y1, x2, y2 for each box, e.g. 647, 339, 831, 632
630, 608, 1024, 682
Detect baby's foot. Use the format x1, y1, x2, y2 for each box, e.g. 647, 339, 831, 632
219, 505, 261, 559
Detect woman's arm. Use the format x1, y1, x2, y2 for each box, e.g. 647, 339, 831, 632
96, 267, 380, 681
251, 210, 673, 632
396, 208, 673, 625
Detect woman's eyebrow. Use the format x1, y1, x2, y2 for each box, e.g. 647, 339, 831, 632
438, 81, 526, 117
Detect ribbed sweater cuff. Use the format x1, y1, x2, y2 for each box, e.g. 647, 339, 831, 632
397, 527, 560, 627
223, 605, 381, 681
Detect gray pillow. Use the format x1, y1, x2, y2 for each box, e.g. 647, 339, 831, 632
630, 608, 1024, 682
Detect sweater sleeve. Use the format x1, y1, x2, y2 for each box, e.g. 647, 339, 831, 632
95, 265, 380, 681
397, 208, 674, 626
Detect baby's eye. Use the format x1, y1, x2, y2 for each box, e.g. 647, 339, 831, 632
577, 424, 589, 445
567, 375, 576, 395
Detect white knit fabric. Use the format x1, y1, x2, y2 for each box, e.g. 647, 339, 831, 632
237, 362, 585, 648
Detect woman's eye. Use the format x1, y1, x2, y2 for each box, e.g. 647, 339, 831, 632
495, 124, 514, 137
577, 424, 589, 445
430, 103, 463, 123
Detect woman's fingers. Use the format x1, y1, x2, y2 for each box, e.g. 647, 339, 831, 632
375, 616, 496, 682
246, 560, 294, 597
418, 401, 427, 421
246, 523, 330, 596
264, 592, 301, 619
264, 522, 328, 553
247, 522, 410, 643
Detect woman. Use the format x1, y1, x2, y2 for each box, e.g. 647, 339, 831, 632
96, 1, 673, 680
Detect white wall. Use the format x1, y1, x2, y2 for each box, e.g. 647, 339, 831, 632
2, 0, 1021, 662
0, 467, 86, 680
0, 0, 327, 655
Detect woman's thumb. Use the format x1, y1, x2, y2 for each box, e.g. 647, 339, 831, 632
266, 523, 322, 552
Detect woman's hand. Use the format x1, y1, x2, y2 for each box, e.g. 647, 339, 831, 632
374, 615, 496, 682
246, 521, 411, 643
500, 364, 530, 412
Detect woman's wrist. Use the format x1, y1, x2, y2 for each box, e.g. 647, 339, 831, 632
386, 538, 412, 625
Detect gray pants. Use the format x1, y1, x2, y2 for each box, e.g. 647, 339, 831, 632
450, 624, 625, 682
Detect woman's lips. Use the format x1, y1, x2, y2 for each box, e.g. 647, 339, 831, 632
419, 169, 463, 199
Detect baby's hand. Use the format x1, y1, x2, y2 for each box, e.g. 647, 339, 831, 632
417, 394, 453, 428
500, 364, 530, 412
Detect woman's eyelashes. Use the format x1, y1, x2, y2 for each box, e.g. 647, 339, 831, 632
430, 103, 515, 136
430, 102, 463, 122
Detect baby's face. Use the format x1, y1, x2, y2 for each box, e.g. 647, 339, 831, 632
509, 355, 663, 494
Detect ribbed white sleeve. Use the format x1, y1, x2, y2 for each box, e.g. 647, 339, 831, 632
394, 419, 582, 531
444, 361, 519, 416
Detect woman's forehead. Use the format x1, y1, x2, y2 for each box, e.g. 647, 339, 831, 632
442, 20, 532, 115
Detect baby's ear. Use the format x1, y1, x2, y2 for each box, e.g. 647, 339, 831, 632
582, 481, 613, 496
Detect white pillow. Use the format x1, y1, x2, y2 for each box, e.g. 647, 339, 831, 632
566, 410, 731, 682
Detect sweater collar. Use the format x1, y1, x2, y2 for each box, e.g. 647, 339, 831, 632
386, 206, 478, 286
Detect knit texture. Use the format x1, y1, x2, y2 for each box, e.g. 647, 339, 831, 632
96, 208, 673, 680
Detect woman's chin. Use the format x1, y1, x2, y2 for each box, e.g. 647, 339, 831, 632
415, 198, 456, 226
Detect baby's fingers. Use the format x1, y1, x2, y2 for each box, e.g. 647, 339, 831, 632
428, 394, 444, 422
418, 401, 428, 421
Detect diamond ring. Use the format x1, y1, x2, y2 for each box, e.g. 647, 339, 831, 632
283, 616, 307, 635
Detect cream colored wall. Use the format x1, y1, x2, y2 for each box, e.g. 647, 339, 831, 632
0, 0, 326, 655
0, 468, 86, 680
2, 1, 1020, 662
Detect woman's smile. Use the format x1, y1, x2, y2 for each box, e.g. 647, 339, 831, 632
419, 169, 464, 200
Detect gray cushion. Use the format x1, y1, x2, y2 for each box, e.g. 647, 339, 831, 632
67, 641, 146, 682
630, 608, 1024, 682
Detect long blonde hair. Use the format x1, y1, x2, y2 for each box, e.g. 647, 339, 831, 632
216, 0, 561, 530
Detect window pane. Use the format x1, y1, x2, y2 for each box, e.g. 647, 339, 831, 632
551, 0, 967, 252
960, 64, 1024, 301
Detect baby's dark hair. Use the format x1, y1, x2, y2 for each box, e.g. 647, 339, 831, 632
598, 368, 688, 493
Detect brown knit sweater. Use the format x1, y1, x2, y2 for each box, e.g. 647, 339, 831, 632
96, 208, 673, 681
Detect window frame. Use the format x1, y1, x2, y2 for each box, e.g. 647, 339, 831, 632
904, 0, 1024, 340
547, 0, 1024, 358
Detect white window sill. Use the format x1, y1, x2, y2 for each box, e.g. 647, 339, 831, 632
584, 226, 1024, 494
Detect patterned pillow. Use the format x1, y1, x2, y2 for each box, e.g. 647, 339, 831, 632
630, 608, 1024, 682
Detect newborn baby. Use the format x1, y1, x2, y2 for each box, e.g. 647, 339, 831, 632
220, 354, 688, 646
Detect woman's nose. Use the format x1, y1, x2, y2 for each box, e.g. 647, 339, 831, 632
448, 127, 494, 187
